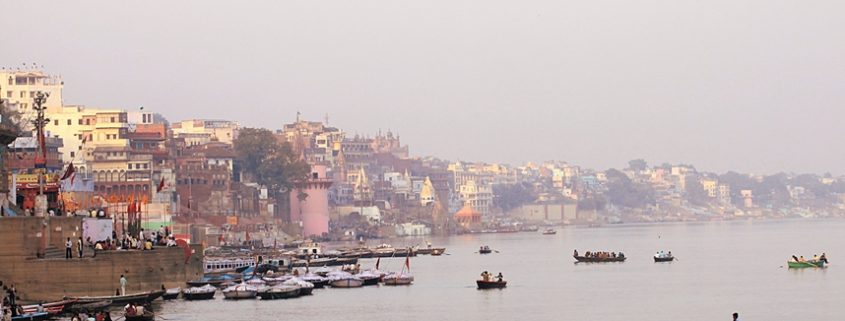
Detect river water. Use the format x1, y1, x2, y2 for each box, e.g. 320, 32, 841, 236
157, 219, 842, 320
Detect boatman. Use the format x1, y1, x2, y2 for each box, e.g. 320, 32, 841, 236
732, 312, 739, 321
496, 272, 503, 282
119, 275, 127, 296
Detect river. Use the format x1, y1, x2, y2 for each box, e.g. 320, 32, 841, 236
156, 219, 842, 320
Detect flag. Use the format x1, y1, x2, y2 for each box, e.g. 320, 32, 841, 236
375, 257, 380, 270
157, 177, 166, 192
60, 163, 75, 180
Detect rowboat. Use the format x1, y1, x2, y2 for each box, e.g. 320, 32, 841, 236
301, 273, 329, 288
11, 312, 50, 321
162, 287, 181, 300
21, 299, 76, 315
476, 280, 507, 289
788, 260, 825, 268
431, 249, 444, 256
64, 290, 164, 305
383, 272, 414, 286
124, 305, 154, 321
355, 270, 382, 286
257, 285, 301, 300
573, 255, 626, 263
183, 285, 216, 300
330, 277, 364, 288
222, 283, 257, 300
542, 229, 557, 235
654, 256, 675, 262
283, 278, 315, 295
479, 246, 492, 254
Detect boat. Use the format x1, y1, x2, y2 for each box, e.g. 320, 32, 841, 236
654, 252, 674, 262
67, 300, 112, 313
383, 272, 414, 285
476, 280, 507, 289
64, 290, 164, 305
356, 270, 382, 286
162, 287, 181, 300
124, 305, 154, 321
11, 312, 50, 321
573, 255, 626, 263
21, 299, 76, 315
431, 249, 444, 256
257, 285, 301, 300
222, 283, 258, 300
182, 285, 217, 300
187, 274, 241, 287
301, 273, 330, 288
479, 246, 492, 254
327, 271, 363, 288
283, 278, 315, 295
542, 228, 557, 235
788, 260, 825, 268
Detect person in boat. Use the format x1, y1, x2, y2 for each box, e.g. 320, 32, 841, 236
820, 253, 828, 263
36, 303, 44, 313
125, 304, 136, 317
480, 271, 490, 282
574, 249, 579, 257
812, 254, 820, 262
618, 252, 625, 258
496, 272, 503, 282
732, 312, 739, 321
799, 256, 806, 262
791, 255, 799, 262
668, 251, 672, 257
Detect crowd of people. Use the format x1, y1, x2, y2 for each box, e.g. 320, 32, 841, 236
0, 282, 21, 320
573, 250, 625, 259
64, 225, 179, 259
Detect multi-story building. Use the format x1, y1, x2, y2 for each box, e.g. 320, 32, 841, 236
172, 119, 239, 146
458, 180, 493, 216
0, 68, 63, 122
174, 142, 236, 217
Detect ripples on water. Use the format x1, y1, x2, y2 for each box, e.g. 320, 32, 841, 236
155, 219, 843, 321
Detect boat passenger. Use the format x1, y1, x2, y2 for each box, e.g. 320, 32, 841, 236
574, 249, 578, 257
820, 253, 828, 263
496, 273, 503, 282
480, 271, 490, 282
799, 256, 806, 262
812, 254, 820, 262
791, 255, 799, 262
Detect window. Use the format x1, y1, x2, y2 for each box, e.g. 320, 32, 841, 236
78, 119, 83, 125
70, 151, 75, 158
143, 164, 148, 169
110, 117, 115, 123
54, 120, 59, 126
20, 92, 25, 98
85, 119, 90, 125
128, 164, 132, 169
67, 119, 72, 125
29, 91, 34, 98
5, 91, 10, 98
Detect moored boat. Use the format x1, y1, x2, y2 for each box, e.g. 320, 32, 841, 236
383, 272, 414, 285
182, 285, 217, 300
301, 273, 329, 288
476, 280, 507, 289
162, 287, 181, 300
11, 312, 50, 321
222, 283, 258, 300
64, 290, 164, 305
258, 285, 301, 300
327, 271, 363, 288
283, 278, 315, 295
356, 270, 382, 286
21, 299, 76, 315
67, 300, 112, 313
542, 228, 557, 235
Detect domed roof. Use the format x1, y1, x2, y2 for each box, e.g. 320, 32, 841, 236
454, 204, 480, 219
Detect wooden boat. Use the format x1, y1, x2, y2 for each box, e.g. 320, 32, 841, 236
257, 285, 300, 300
654, 255, 675, 262
479, 246, 492, 254
222, 283, 257, 300
788, 260, 825, 268
329, 277, 363, 288
356, 271, 381, 286
67, 300, 112, 313
573, 255, 626, 263
65, 290, 164, 305
302, 273, 329, 288
21, 299, 76, 315
476, 280, 507, 289
431, 248, 444, 256
162, 287, 181, 300
11, 312, 50, 321
383, 272, 414, 285
183, 285, 216, 300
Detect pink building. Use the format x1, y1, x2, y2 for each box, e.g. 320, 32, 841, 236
290, 164, 333, 237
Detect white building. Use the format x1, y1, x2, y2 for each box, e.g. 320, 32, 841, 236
172, 119, 239, 145
0, 68, 64, 123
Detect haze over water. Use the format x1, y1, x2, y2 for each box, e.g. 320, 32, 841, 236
156, 219, 842, 320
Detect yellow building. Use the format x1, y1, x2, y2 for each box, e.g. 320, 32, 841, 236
0, 68, 64, 123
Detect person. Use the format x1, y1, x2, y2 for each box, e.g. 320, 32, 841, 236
71, 313, 81, 321
573, 249, 578, 257
732, 312, 739, 321
792, 255, 799, 262
496, 272, 503, 282
66, 238, 73, 259
119, 275, 127, 296
77, 237, 84, 258
36, 303, 44, 313
799, 256, 806, 262
820, 253, 828, 264
480, 271, 490, 282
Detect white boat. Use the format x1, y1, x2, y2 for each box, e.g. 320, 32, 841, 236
283, 277, 315, 295
183, 285, 217, 300
222, 283, 258, 299
327, 271, 363, 288
383, 272, 414, 285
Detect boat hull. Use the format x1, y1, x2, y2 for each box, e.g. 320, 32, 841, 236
573, 256, 626, 263
183, 291, 215, 300
65, 290, 164, 306
223, 290, 257, 300
788, 261, 825, 268
476, 280, 507, 289
11, 312, 50, 321
330, 278, 364, 288
654, 256, 675, 262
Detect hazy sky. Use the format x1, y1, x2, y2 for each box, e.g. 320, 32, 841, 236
2, 1, 843, 174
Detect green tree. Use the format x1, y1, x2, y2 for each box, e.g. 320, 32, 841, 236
604, 169, 655, 208
493, 182, 537, 213
234, 127, 311, 203
627, 159, 648, 171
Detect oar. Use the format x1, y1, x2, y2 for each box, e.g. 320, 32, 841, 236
493, 250, 500, 253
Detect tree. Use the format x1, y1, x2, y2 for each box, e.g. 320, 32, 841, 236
627, 159, 648, 172
493, 183, 536, 213
604, 169, 655, 208
684, 174, 710, 206
234, 127, 310, 203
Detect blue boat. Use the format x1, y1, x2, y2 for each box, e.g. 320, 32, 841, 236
12, 312, 50, 321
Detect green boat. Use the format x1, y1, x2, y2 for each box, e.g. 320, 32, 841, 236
787, 260, 825, 268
